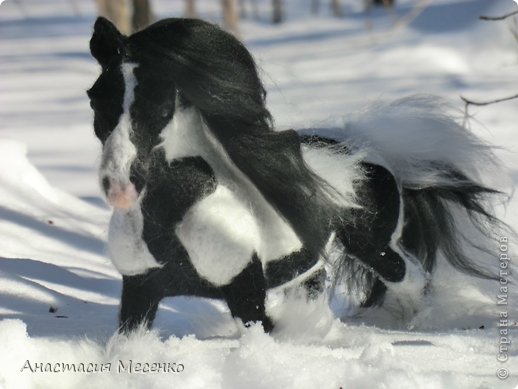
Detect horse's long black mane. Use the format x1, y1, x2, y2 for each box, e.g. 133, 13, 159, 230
129, 19, 340, 255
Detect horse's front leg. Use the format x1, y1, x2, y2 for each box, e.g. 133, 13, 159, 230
220, 255, 273, 333
119, 274, 163, 333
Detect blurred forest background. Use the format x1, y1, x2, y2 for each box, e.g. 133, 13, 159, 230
93, 0, 398, 35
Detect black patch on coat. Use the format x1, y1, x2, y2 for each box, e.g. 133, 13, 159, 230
221, 255, 273, 332
265, 248, 318, 289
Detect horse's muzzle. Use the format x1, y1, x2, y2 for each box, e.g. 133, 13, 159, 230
104, 178, 139, 210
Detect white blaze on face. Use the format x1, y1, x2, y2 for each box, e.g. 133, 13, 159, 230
102, 63, 163, 275
100, 62, 139, 210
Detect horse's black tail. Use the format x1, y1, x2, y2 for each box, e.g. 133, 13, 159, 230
400, 174, 506, 279
363, 97, 512, 281
318, 96, 513, 308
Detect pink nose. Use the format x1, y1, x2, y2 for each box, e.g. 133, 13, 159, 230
106, 181, 138, 210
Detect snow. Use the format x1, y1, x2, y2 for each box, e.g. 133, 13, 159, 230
0, 0, 518, 388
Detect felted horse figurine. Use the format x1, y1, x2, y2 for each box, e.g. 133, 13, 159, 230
87, 17, 506, 333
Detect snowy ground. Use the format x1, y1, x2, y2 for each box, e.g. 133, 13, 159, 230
0, 0, 518, 388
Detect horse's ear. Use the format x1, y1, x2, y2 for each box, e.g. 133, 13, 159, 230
90, 17, 125, 67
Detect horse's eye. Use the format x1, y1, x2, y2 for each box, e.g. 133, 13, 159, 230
160, 105, 173, 118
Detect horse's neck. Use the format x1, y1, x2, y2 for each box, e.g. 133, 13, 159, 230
158, 105, 237, 181
158, 104, 207, 160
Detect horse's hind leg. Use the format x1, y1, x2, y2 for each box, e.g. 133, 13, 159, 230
339, 163, 406, 280
336, 163, 425, 304
220, 255, 273, 332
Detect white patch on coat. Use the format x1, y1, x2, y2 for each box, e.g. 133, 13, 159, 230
383, 195, 428, 313
176, 186, 260, 286
159, 98, 205, 161
108, 205, 163, 276
388, 196, 426, 289
300, 143, 363, 209
102, 62, 162, 275
158, 101, 303, 285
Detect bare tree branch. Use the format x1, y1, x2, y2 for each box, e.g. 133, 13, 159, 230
461, 94, 518, 126
480, 10, 518, 21
463, 9, 518, 125
461, 94, 518, 107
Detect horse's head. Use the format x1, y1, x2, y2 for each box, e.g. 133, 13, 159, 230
88, 17, 274, 212
87, 17, 178, 210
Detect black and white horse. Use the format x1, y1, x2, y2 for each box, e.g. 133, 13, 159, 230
88, 17, 506, 333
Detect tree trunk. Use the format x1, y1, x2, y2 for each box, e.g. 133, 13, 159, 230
185, 0, 196, 18
222, 0, 239, 35
311, 0, 320, 15
372, 0, 395, 6
96, 0, 131, 35
239, 0, 247, 19
68, 0, 82, 17
250, 0, 259, 19
132, 0, 152, 32
272, 0, 283, 24
331, 0, 342, 17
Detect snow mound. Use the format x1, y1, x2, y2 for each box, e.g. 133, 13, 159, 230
1, 319, 511, 389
